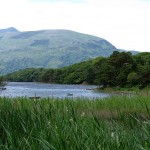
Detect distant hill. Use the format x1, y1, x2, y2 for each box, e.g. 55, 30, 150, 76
118, 49, 139, 55
0, 27, 19, 34
0, 27, 121, 74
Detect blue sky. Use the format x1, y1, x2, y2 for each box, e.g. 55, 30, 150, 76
0, 0, 150, 52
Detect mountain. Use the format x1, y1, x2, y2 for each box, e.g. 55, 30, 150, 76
118, 49, 139, 55
0, 28, 118, 74
0, 27, 19, 34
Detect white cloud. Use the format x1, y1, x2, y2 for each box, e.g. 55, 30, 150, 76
0, 0, 150, 51
29, 0, 86, 3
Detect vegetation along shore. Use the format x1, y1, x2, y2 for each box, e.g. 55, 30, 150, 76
0, 51, 149, 149
5, 51, 150, 90
0, 95, 150, 149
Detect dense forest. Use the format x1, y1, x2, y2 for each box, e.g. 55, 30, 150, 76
5, 51, 150, 89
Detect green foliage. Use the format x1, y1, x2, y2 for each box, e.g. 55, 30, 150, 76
5, 52, 150, 89
94, 58, 112, 87
133, 52, 150, 88
95, 51, 135, 87
0, 76, 5, 87
127, 72, 139, 86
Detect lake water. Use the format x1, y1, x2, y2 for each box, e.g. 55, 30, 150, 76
0, 82, 110, 99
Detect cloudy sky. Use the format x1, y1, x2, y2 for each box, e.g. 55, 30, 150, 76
0, 0, 150, 52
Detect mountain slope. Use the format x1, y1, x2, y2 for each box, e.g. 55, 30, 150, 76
0, 28, 117, 74
0, 27, 19, 34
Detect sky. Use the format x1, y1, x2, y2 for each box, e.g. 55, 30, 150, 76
0, 0, 150, 52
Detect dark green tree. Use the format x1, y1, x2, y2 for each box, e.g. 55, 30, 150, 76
0, 76, 6, 87
138, 61, 150, 88
95, 51, 135, 87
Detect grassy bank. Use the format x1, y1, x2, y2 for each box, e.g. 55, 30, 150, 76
0, 96, 150, 150
98, 86, 150, 96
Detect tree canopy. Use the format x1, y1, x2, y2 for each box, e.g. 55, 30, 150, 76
5, 51, 150, 89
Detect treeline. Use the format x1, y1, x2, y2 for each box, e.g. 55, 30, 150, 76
5, 51, 150, 89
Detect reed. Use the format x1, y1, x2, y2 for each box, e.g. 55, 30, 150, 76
0, 95, 150, 149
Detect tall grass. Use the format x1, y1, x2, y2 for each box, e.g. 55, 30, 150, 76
0, 96, 150, 150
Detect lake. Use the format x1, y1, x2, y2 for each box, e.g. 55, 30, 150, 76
0, 82, 110, 99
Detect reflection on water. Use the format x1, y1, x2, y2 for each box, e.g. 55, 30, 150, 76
0, 82, 110, 99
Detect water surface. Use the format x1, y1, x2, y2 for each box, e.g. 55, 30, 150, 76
0, 82, 110, 99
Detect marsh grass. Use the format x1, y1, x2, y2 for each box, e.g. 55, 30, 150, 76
0, 96, 150, 150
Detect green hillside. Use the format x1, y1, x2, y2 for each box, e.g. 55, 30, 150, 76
0, 27, 117, 74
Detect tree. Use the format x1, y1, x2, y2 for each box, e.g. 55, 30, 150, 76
84, 66, 95, 84
108, 51, 134, 87
127, 72, 139, 86
138, 61, 150, 88
0, 76, 6, 87
94, 58, 115, 87
95, 51, 135, 87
